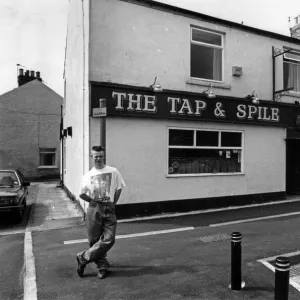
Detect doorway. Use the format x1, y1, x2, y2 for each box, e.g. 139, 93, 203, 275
286, 139, 300, 194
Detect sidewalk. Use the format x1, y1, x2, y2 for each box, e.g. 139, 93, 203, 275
28, 181, 84, 231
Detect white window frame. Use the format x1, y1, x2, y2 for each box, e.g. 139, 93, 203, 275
167, 127, 244, 177
39, 148, 57, 168
190, 27, 224, 82
283, 48, 300, 92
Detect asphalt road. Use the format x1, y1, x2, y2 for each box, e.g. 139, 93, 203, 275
32, 200, 300, 300
0, 184, 38, 300
3, 188, 300, 300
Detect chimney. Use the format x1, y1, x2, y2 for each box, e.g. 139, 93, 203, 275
290, 14, 300, 39
17, 68, 42, 86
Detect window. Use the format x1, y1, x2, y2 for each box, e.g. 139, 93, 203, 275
283, 49, 300, 92
190, 27, 223, 81
168, 128, 243, 176
39, 148, 56, 167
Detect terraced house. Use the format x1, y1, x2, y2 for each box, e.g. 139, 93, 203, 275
0, 69, 62, 180
63, 0, 300, 219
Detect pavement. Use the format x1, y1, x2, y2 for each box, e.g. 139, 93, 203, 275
23, 182, 300, 300
27, 181, 84, 231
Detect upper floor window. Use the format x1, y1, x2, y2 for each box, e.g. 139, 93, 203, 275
283, 49, 300, 92
190, 27, 223, 82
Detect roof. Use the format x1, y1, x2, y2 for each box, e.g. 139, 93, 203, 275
122, 0, 300, 45
0, 79, 63, 100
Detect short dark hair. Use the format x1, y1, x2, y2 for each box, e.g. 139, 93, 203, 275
91, 146, 105, 152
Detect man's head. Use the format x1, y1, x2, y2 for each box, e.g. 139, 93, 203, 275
91, 146, 105, 169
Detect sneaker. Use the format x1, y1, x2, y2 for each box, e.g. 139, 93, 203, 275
97, 269, 108, 280
76, 254, 86, 277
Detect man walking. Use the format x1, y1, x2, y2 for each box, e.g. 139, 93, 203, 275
76, 145, 126, 279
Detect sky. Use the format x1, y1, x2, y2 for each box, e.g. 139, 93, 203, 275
0, 0, 299, 97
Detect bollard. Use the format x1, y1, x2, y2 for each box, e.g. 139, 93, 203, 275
229, 232, 245, 290
275, 256, 290, 300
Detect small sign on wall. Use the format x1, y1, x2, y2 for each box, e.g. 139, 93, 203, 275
232, 66, 243, 76
92, 98, 107, 117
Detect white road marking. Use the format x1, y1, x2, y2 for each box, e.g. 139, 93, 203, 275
64, 226, 195, 245
23, 185, 39, 300
24, 230, 37, 300
0, 229, 25, 236
210, 211, 300, 227
258, 250, 300, 293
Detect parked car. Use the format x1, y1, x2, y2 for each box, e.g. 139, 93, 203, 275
0, 170, 30, 222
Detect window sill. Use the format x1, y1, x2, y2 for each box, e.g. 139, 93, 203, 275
167, 172, 244, 178
38, 166, 58, 169
186, 78, 232, 90
286, 91, 300, 98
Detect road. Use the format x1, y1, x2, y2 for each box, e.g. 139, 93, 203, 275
2, 185, 300, 299
0, 183, 38, 300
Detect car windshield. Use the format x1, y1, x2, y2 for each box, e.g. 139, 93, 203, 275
0, 172, 20, 187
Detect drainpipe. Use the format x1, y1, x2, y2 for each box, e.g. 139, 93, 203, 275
82, 0, 86, 220
61, 105, 64, 186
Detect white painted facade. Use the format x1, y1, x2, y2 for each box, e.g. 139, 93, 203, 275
64, 0, 300, 213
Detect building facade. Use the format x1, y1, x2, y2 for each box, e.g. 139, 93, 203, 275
0, 70, 63, 180
64, 0, 300, 218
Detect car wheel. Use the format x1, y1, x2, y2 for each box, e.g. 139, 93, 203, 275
14, 209, 24, 223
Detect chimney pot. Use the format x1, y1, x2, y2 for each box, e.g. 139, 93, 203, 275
19, 68, 24, 76
25, 70, 29, 76
36, 71, 40, 78
30, 70, 35, 77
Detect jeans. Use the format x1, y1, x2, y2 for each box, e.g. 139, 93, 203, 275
79, 201, 117, 270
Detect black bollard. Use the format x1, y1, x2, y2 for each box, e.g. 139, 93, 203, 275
275, 256, 290, 300
230, 232, 243, 290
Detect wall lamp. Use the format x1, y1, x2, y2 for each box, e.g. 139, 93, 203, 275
151, 76, 163, 92
203, 84, 216, 98
246, 91, 260, 104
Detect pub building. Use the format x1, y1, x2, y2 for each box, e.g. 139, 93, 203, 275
63, 0, 300, 219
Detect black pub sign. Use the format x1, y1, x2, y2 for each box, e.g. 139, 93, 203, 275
91, 83, 298, 127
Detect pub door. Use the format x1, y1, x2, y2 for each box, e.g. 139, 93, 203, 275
286, 139, 300, 194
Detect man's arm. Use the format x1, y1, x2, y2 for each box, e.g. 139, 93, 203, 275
79, 193, 92, 203
114, 189, 122, 204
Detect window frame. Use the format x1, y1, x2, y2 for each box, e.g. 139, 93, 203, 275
166, 127, 244, 177
283, 48, 300, 92
190, 26, 224, 83
39, 148, 57, 168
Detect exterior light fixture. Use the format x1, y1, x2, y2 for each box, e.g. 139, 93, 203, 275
151, 76, 163, 92
246, 91, 260, 104
203, 84, 216, 98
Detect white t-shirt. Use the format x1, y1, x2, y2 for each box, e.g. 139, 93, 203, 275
80, 166, 126, 203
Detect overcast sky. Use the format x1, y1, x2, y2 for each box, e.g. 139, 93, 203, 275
0, 0, 299, 97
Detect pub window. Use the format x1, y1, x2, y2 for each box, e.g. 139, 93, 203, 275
168, 128, 243, 176
39, 148, 56, 167
283, 49, 300, 92
190, 27, 223, 81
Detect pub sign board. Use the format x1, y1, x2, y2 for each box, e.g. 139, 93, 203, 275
91, 83, 298, 127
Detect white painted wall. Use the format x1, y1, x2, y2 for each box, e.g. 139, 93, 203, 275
90, 0, 300, 103
104, 117, 285, 204
64, 0, 90, 208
